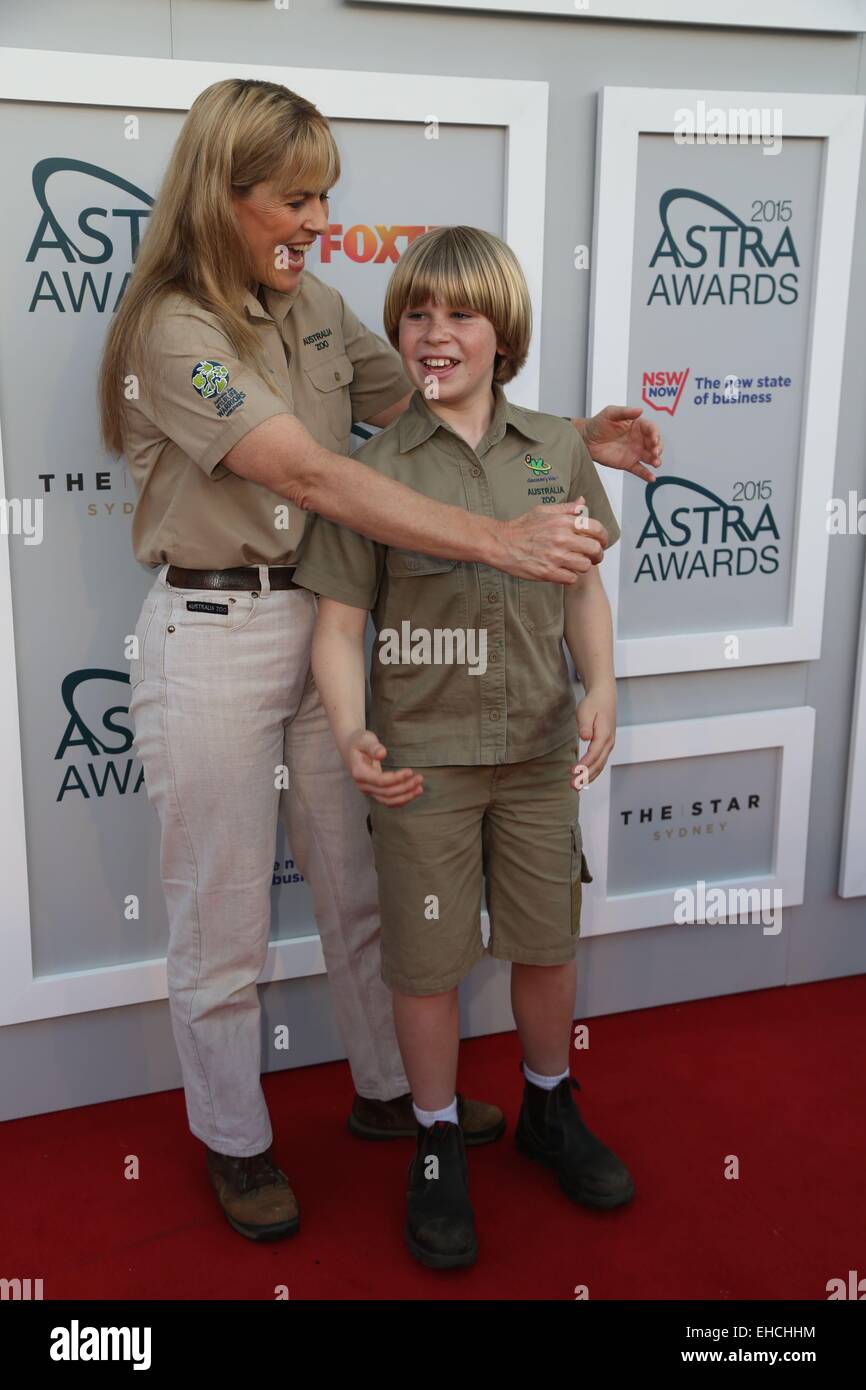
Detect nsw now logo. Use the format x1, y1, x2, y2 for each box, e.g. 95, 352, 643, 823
642, 369, 690, 416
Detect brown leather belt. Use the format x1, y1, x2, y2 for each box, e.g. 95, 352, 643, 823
167, 565, 300, 591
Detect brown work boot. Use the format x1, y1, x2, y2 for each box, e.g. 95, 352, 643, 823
205, 1144, 300, 1241
348, 1091, 505, 1146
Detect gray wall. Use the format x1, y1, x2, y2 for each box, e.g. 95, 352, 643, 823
1, 0, 864, 1122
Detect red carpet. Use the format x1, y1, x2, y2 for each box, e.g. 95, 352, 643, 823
3, 977, 864, 1300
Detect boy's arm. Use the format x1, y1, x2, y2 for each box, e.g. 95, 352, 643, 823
310, 598, 424, 807
563, 564, 615, 692
310, 598, 369, 763
563, 564, 617, 785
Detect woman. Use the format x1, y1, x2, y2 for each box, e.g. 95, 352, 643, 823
98, 77, 660, 1243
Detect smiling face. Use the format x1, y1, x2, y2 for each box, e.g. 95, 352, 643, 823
398, 298, 508, 406
232, 178, 331, 293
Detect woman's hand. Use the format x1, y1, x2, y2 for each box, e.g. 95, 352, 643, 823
498, 501, 609, 581
582, 405, 663, 485
572, 681, 617, 788
346, 730, 424, 807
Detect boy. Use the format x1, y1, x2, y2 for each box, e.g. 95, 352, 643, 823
294, 226, 633, 1269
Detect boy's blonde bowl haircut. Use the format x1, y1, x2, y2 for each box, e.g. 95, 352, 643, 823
383, 226, 531, 385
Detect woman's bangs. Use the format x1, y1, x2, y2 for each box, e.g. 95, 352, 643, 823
272, 118, 340, 195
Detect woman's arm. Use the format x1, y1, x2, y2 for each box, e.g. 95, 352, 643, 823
311, 598, 423, 806
365, 391, 413, 428
224, 414, 608, 583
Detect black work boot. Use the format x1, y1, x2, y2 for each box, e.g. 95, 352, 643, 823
515, 1069, 635, 1209
405, 1120, 478, 1269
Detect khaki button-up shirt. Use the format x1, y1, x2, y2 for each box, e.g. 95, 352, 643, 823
121, 271, 411, 567
294, 384, 621, 766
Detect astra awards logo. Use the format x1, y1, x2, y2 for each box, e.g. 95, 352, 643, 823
54, 669, 144, 803
24, 155, 434, 309
647, 189, 800, 307
642, 368, 690, 415
26, 159, 154, 313
634, 476, 780, 584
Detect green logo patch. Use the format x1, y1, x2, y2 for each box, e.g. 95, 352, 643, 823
192, 360, 230, 399
523, 453, 551, 475
191, 359, 247, 418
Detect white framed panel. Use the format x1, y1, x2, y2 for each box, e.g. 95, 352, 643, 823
579, 706, 815, 937
839, 558, 866, 897
588, 87, 864, 676
354, 0, 866, 31
0, 47, 548, 1026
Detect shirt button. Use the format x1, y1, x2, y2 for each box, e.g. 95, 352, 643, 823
489, 710, 500, 722
486, 592, 498, 603
489, 653, 496, 663
334, 370, 341, 381
167, 624, 175, 633
470, 466, 482, 478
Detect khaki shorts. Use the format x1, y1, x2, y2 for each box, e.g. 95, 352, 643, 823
368, 739, 593, 996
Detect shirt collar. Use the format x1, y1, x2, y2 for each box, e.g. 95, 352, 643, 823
397, 381, 545, 454
242, 282, 302, 328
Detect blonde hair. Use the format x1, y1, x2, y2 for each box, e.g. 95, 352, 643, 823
98, 78, 339, 455
382, 225, 531, 384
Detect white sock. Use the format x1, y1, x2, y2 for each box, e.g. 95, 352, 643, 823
413, 1096, 459, 1127
522, 1062, 569, 1090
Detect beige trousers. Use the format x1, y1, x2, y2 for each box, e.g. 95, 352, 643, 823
128, 564, 409, 1157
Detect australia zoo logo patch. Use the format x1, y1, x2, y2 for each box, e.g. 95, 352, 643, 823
523, 453, 551, 475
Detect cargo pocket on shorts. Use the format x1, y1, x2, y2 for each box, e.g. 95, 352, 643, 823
570, 822, 593, 936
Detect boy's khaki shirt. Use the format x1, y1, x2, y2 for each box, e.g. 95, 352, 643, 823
294, 384, 621, 767
121, 271, 411, 568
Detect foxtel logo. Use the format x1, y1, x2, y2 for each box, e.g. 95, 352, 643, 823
319, 224, 435, 264
641, 368, 690, 415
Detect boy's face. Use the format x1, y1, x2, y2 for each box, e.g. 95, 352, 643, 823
398, 298, 508, 404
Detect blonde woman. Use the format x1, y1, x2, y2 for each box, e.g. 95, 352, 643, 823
98, 77, 660, 1243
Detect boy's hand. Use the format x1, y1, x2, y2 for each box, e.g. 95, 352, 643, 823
346, 730, 424, 807
572, 683, 617, 787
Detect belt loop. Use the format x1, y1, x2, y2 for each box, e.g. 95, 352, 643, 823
257, 563, 271, 598
157, 562, 171, 587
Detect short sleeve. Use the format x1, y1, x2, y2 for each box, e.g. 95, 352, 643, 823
338, 293, 412, 424
294, 512, 384, 611
568, 433, 622, 549
130, 302, 293, 476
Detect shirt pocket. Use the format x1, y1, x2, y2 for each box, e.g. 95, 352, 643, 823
386, 551, 459, 578
384, 551, 469, 627
517, 577, 564, 636
304, 351, 355, 447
